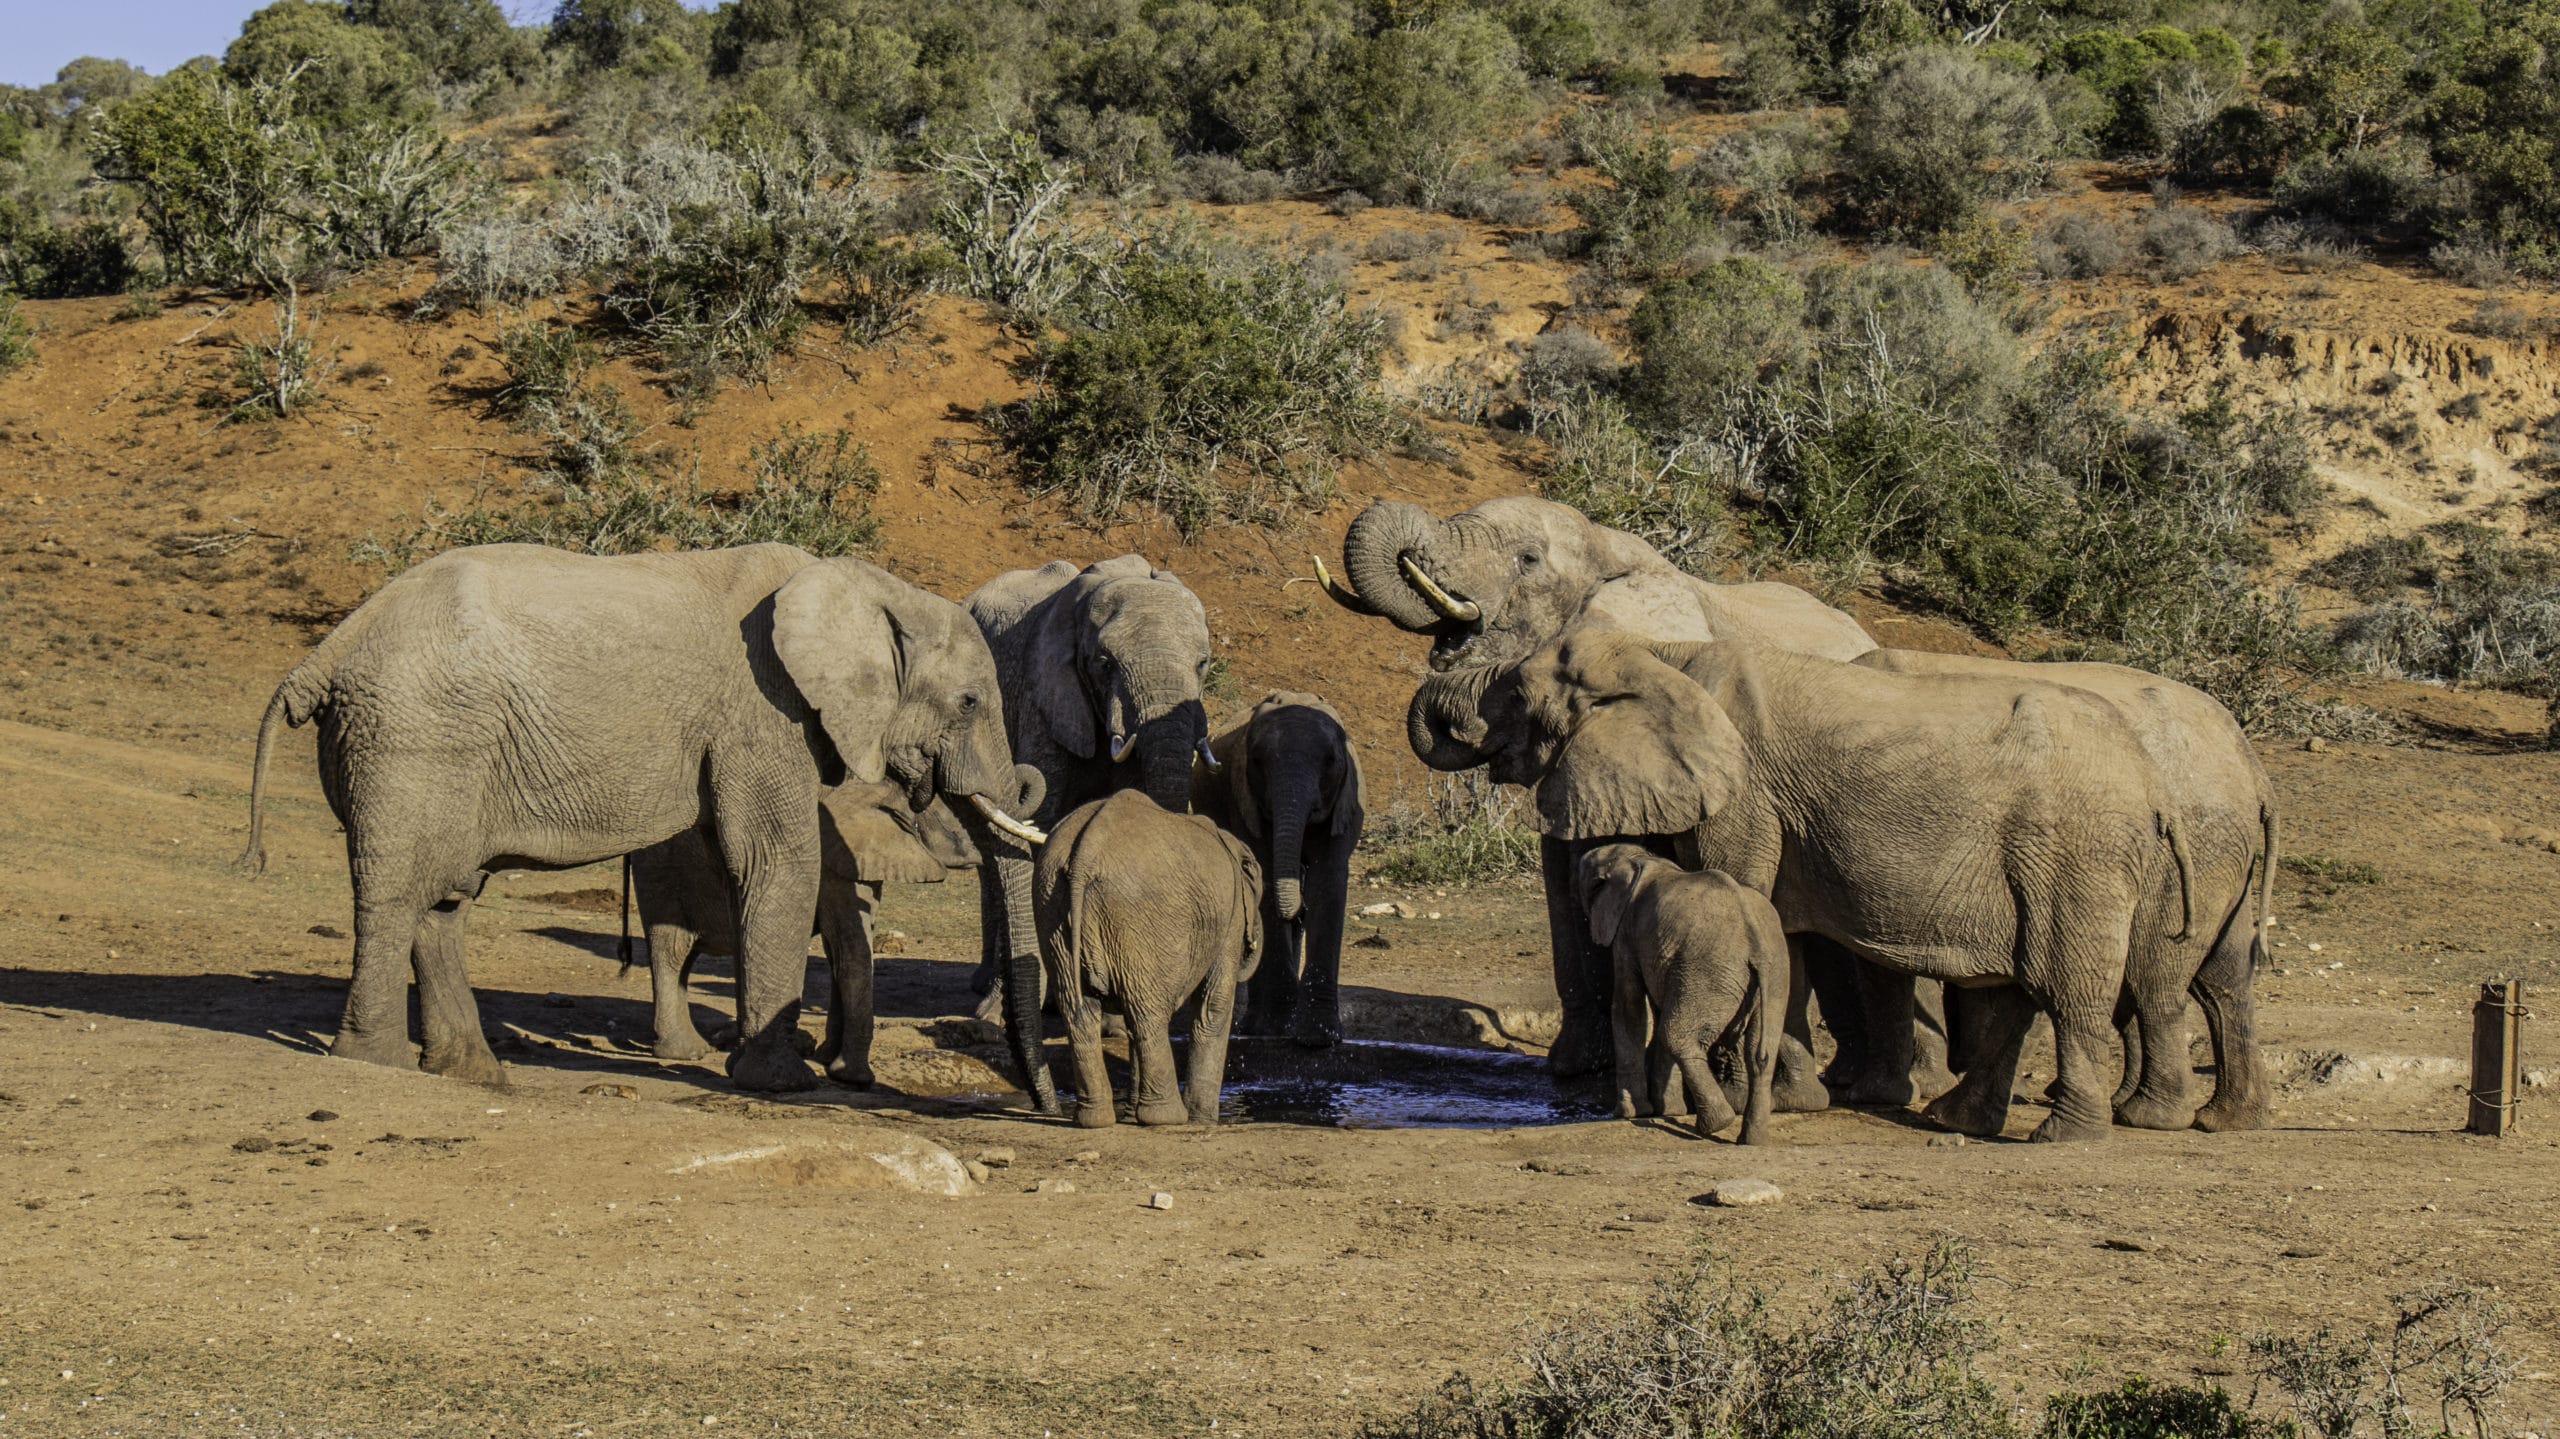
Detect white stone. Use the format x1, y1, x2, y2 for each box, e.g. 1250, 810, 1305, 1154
1708, 1178, 1784, 1207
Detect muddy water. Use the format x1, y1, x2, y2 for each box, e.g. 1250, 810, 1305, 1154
1217, 1037, 1612, 1128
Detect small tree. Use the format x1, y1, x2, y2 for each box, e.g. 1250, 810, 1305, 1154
1840, 47, 2056, 235
929, 131, 1101, 327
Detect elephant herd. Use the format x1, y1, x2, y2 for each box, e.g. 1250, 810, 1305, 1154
241, 492, 2277, 1143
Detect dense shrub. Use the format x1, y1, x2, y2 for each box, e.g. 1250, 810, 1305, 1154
2139, 203, 2240, 279
1326, 15, 1537, 209
224, 0, 431, 127
346, 0, 531, 90
1536, 389, 1729, 573
2337, 531, 2560, 690
1840, 47, 2057, 235
1621, 254, 1804, 433
1562, 118, 1727, 279
0, 290, 33, 373
0, 211, 132, 297
993, 231, 1394, 534
2037, 212, 2133, 278
930, 131, 1103, 327
1364, 773, 1538, 887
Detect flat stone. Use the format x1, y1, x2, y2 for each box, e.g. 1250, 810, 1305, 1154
1707, 1177, 1784, 1208
976, 1147, 1016, 1169
579, 1083, 638, 1100
670, 1135, 976, 1197
1070, 1149, 1101, 1163
1147, 1192, 1174, 1210
1034, 1178, 1077, 1195
1927, 1134, 1967, 1148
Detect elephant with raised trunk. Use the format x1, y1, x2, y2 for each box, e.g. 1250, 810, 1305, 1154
627, 773, 1037, 1087
1320, 495, 1876, 1081
1410, 626, 2199, 1142
1193, 691, 1365, 1047
968, 555, 1216, 1116
239, 543, 1045, 1095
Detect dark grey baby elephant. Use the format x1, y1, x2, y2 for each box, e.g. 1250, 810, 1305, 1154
1034, 791, 1263, 1128
628, 778, 1011, 1086
1193, 691, 1363, 1047
1579, 843, 1785, 1145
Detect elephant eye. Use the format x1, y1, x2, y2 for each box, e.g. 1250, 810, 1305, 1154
1517, 551, 1540, 570
959, 691, 980, 712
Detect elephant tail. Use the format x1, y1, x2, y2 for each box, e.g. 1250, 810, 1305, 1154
2158, 812, 2196, 944
236, 663, 330, 875
2251, 803, 2279, 971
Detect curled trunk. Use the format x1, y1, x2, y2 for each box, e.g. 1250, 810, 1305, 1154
1407, 666, 1497, 772
1342, 501, 1448, 632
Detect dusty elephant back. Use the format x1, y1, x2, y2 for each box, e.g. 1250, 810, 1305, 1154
1034, 794, 1243, 994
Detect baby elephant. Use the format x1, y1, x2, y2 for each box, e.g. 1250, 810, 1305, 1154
1035, 790, 1263, 1127
1578, 844, 1786, 1145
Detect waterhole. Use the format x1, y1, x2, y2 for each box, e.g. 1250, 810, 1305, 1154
1217, 1038, 1611, 1129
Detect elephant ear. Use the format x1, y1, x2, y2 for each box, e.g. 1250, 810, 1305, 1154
1024, 597, 1098, 762
1217, 827, 1265, 982
773, 559, 905, 785
1587, 878, 1630, 949
1537, 640, 1747, 842
909, 797, 983, 871
1197, 721, 1257, 835
818, 784, 948, 885
1330, 736, 1365, 839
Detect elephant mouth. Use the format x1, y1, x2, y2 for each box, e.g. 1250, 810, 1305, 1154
1426, 625, 1490, 672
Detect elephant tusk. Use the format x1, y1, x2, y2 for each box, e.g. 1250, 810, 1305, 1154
1108, 731, 1135, 763
970, 794, 1048, 847
1398, 554, 1481, 624
1197, 736, 1222, 771
1310, 555, 1382, 617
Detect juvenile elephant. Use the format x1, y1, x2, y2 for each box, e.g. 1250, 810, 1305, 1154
1579, 844, 1784, 1145
1192, 692, 1364, 1047
1319, 496, 1875, 1079
239, 544, 1044, 1094
1034, 791, 1263, 1128
1410, 627, 2195, 1142
1850, 650, 2279, 1131
968, 556, 1217, 1114
628, 775, 1032, 1086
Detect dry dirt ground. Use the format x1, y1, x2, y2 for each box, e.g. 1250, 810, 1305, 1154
5, 259, 2560, 1435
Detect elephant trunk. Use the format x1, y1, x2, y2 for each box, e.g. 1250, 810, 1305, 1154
1265, 767, 1316, 921
1407, 666, 1497, 772
1342, 501, 1455, 632
1132, 713, 1201, 814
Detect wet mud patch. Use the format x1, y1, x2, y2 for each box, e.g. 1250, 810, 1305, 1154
1217, 1038, 1611, 1128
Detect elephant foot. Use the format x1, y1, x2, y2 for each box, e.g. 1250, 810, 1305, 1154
1545, 1020, 1613, 1080
1920, 1081, 2010, 1138
1770, 1069, 1833, 1114
1843, 1071, 1918, 1109
2191, 1094, 2273, 1133
1911, 1061, 1958, 1104
1074, 1101, 1116, 1128
706, 1021, 742, 1051
421, 1042, 508, 1089
2029, 1108, 2111, 1143
2113, 1090, 2195, 1132
824, 1057, 875, 1089
1688, 1093, 1737, 1138
330, 1029, 416, 1070
1135, 1099, 1190, 1127
1186, 1103, 1221, 1127
727, 1037, 820, 1093
653, 1029, 715, 1063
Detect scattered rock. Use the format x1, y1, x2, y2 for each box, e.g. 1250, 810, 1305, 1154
1520, 1158, 1592, 1176
306, 924, 347, 939
231, 1137, 273, 1154
2097, 1237, 2153, 1253
2303, 737, 2329, 752
1147, 1191, 1174, 1210
2279, 1247, 2324, 1260
1357, 902, 1407, 919
1070, 1149, 1101, 1164
964, 1161, 992, 1184
1034, 1178, 1077, 1195
2525, 1069, 2552, 1091
580, 1083, 638, 1100
306, 1110, 338, 1123
1353, 930, 1392, 950
1926, 1134, 1967, 1149
976, 1147, 1015, 1169
1706, 1178, 1784, 1208
875, 930, 908, 956
2301, 1052, 2462, 1086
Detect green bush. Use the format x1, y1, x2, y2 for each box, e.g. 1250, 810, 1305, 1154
1325, 15, 1536, 209
2308, 533, 2432, 599
1364, 773, 1539, 887
993, 230, 1393, 536
1560, 117, 1727, 280
1622, 255, 1804, 433
1840, 47, 2057, 236
1536, 389, 1729, 575
0, 290, 33, 373
224, 0, 430, 127
2040, 1377, 2289, 1438
2336, 531, 2560, 691
0, 209, 132, 297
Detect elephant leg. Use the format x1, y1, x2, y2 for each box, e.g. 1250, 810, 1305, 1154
414, 887, 504, 1087
1665, 973, 1739, 1137
717, 817, 822, 1093
1669, 1040, 1736, 1139
2108, 998, 2141, 1112
819, 881, 880, 1088
1734, 963, 1779, 1146
1771, 938, 1831, 1113
2191, 914, 2272, 1132
1238, 893, 1297, 1039
1610, 951, 1652, 1120
1845, 962, 1919, 1107
332, 838, 445, 1070
2031, 968, 2124, 1144
2115, 981, 2195, 1131
970, 862, 1003, 997
1539, 835, 1611, 1079
1058, 988, 1115, 1128
1185, 949, 1238, 1126
1911, 978, 1956, 1102
1129, 1003, 1187, 1127
1287, 834, 1350, 1049
1800, 935, 1870, 1092
649, 926, 714, 1061
1921, 984, 2035, 1137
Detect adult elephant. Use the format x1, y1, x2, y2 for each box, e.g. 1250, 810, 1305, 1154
967, 555, 1216, 1114
238, 543, 1045, 1094
1409, 626, 2203, 1142
1318, 495, 1877, 1081
1192, 691, 1365, 1047
1853, 651, 2278, 1131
